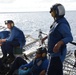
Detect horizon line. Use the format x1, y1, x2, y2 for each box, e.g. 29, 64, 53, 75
0, 10, 76, 13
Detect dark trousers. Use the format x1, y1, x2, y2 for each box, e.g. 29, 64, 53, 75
8, 57, 27, 74
47, 57, 63, 75
0, 59, 4, 70
1, 40, 20, 57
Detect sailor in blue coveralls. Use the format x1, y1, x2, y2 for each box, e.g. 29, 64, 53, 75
0, 20, 26, 63
6, 47, 49, 75
42, 3, 73, 75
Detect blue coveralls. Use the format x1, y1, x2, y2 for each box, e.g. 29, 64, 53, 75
1, 26, 26, 57
0, 31, 10, 39
7, 57, 49, 75
47, 17, 73, 75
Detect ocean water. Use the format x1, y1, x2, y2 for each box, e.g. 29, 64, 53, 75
0, 11, 76, 51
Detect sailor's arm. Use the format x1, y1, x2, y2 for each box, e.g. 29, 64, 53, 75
39, 59, 48, 75
39, 70, 46, 75
41, 36, 48, 44
53, 40, 64, 53
0, 39, 6, 46
0, 39, 6, 42
53, 23, 73, 53
0, 39, 2, 46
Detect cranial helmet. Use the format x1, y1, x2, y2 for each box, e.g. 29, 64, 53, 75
4, 20, 14, 24
36, 47, 47, 54
50, 3, 65, 17
36, 47, 47, 57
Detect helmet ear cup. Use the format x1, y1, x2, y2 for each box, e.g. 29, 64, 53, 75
11, 23, 14, 27
42, 53, 46, 57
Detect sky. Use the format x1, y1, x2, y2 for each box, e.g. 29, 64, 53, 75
0, 0, 76, 12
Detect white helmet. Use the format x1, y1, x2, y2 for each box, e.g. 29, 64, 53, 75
50, 3, 65, 17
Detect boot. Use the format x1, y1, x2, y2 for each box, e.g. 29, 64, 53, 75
0, 66, 10, 75
0, 56, 8, 63
6, 55, 15, 64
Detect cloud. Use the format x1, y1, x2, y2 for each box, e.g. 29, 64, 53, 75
0, 0, 15, 3
0, 0, 76, 12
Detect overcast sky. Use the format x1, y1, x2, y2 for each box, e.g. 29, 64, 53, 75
0, 0, 76, 12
